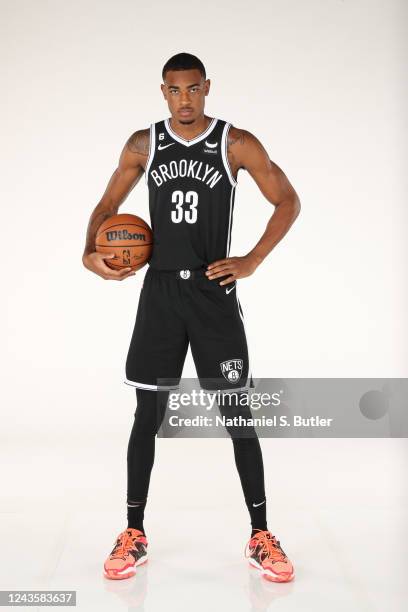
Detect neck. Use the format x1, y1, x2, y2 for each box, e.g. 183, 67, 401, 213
169, 114, 211, 140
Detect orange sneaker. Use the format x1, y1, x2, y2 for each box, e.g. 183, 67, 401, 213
103, 528, 148, 580
244, 529, 294, 583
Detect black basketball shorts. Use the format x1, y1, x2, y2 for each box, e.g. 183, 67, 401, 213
124, 266, 253, 392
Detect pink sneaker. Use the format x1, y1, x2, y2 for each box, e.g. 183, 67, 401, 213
245, 529, 294, 582
103, 528, 148, 580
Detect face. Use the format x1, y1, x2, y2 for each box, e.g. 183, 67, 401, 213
161, 69, 210, 124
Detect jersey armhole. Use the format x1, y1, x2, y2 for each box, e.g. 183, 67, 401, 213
144, 123, 156, 184
221, 122, 238, 187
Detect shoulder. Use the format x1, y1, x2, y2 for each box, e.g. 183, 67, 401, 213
125, 128, 150, 156
226, 126, 267, 170
227, 126, 261, 149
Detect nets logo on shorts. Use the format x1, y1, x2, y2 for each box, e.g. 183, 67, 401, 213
220, 359, 243, 383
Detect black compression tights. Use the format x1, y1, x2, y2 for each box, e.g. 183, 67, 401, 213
127, 389, 267, 536
126, 389, 168, 534
217, 392, 268, 534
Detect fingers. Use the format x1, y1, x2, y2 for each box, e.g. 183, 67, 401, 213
206, 264, 234, 280
219, 275, 236, 286
207, 258, 229, 270
116, 271, 136, 281
83, 252, 136, 281
96, 253, 134, 280
206, 259, 238, 285
101, 267, 136, 281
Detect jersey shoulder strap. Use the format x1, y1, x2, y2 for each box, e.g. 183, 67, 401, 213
219, 118, 237, 186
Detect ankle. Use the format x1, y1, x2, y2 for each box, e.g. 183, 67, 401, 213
251, 527, 268, 538
127, 525, 145, 534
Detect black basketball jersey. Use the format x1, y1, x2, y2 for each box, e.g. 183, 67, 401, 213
144, 117, 238, 270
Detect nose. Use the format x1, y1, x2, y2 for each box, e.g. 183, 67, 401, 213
179, 91, 191, 105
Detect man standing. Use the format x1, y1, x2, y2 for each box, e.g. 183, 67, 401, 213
82, 52, 300, 582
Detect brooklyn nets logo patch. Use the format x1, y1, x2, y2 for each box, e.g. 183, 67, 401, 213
220, 359, 243, 383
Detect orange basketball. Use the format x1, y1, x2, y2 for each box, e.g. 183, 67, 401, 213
95, 213, 153, 271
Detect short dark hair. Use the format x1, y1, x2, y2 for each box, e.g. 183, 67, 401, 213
162, 52, 206, 81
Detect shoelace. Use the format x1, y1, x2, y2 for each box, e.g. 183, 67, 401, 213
110, 530, 137, 559
245, 529, 287, 563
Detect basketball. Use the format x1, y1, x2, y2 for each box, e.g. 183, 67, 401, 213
95, 213, 153, 271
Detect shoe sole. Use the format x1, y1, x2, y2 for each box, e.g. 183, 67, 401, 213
103, 554, 148, 580
248, 557, 294, 583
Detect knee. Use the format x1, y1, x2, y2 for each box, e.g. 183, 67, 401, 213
130, 412, 161, 438
128, 389, 168, 437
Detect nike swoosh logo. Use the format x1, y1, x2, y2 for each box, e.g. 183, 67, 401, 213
205, 140, 218, 148
158, 143, 175, 150
252, 500, 266, 508
225, 284, 236, 295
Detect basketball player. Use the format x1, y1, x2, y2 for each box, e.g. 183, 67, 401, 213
82, 53, 300, 582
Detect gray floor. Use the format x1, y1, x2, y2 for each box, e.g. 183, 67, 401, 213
1, 437, 406, 611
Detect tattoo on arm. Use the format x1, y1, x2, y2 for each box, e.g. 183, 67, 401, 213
227, 129, 246, 147
126, 129, 150, 156
227, 128, 246, 172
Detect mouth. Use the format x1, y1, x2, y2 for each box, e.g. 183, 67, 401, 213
179, 109, 193, 116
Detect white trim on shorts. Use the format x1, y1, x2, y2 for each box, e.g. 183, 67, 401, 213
124, 378, 180, 391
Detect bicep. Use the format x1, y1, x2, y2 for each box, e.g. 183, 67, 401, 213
99, 138, 146, 208
239, 131, 296, 204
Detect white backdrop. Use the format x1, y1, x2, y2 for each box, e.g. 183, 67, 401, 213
0, 1, 407, 608
2, 0, 406, 437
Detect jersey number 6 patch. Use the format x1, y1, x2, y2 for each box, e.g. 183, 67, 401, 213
171, 190, 198, 224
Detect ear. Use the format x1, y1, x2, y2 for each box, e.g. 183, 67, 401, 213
204, 79, 211, 96
160, 83, 167, 99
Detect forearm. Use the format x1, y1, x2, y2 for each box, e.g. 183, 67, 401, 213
82, 199, 118, 258
246, 196, 301, 265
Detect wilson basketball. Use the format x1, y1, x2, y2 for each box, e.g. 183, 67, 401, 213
95, 213, 153, 271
